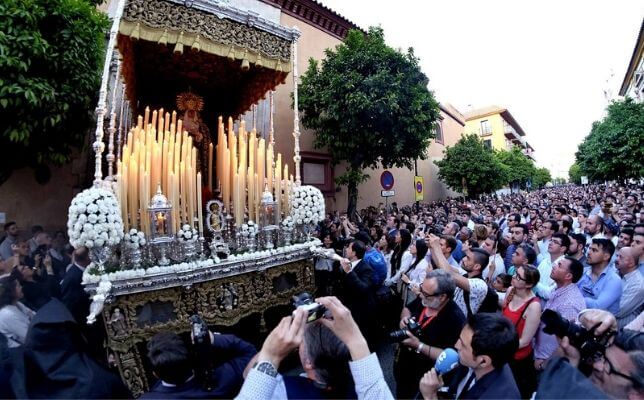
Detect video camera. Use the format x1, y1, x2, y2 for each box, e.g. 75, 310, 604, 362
541, 309, 614, 362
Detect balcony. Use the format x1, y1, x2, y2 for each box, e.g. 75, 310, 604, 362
503, 121, 520, 141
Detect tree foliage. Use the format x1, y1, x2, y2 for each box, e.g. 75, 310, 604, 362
434, 134, 507, 198
495, 147, 535, 189
575, 97, 644, 182
0, 0, 108, 184
568, 163, 582, 185
298, 27, 440, 216
532, 167, 552, 188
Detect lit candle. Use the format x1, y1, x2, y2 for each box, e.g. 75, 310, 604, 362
223, 148, 230, 210
232, 171, 239, 223
275, 153, 282, 215
247, 167, 254, 221
267, 143, 273, 195
144, 107, 150, 129
208, 143, 213, 191
197, 172, 203, 234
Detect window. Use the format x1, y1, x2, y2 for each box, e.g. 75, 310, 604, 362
433, 121, 443, 144
480, 120, 492, 136
300, 152, 334, 196
483, 139, 492, 149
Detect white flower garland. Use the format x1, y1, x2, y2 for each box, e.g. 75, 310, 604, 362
289, 185, 325, 225
67, 187, 124, 249
177, 224, 198, 242
82, 239, 323, 285
123, 229, 146, 249
241, 220, 258, 237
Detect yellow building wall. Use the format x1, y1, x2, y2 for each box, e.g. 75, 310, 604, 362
463, 113, 506, 150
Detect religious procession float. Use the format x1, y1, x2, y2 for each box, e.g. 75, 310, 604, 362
67, 0, 330, 394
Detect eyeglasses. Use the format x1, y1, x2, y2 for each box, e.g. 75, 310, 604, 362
591, 352, 641, 388
513, 273, 527, 282
419, 288, 441, 299
550, 239, 563, 245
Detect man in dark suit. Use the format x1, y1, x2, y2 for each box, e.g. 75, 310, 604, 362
337, 240, 379, 346
60, 247, 91, 326
419, 313, 521, 399
141, 331, 256, 399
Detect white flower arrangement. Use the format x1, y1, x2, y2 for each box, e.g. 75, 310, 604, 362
281, 216, 295, 231
241, 220, 258, 237
123, 229, 146, 249
177, 224, 198, 242
67, 187, 124, 249
289, 185, 325, 225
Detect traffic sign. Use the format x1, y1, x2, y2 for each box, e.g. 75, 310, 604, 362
381, 190, 395, 197
380, 171, 394, 190
414, 176, 424, 201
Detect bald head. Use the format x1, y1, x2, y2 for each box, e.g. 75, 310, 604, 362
616, 247, 637, 276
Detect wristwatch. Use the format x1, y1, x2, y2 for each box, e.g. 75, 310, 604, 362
254, 360, 278, 377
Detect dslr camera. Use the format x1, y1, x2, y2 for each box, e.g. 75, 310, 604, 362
189, 314, 215, 391
389, 316, 421, 343
541, 309, 613, 362
292, 292, 327, 323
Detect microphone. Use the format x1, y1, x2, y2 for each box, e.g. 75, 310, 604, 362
414, 348, 460, 399
435, 348, 459, 375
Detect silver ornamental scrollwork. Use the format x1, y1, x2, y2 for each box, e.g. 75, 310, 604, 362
122, 0, 291, 60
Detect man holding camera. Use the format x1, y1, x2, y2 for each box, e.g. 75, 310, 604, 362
538, 309, 644, 399
236, 297, 394, 400
395, 269, 465, 399
142, 328, 256, 399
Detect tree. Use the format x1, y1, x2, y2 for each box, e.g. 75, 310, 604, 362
495, 147, 536, 190
434, 134, 507, 198
532, 167, 552, 188
0, 0, 108, 184
568, 163, 582, 184
299, 27, 440, 217
575, 97, 644, 182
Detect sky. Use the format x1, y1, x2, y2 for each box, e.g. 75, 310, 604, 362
319, 0, 643, 178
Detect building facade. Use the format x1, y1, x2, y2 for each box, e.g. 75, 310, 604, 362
619, 19, 644, 101
463, 105, 535, 160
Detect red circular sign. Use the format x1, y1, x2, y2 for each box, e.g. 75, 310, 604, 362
380, 171, 394, 190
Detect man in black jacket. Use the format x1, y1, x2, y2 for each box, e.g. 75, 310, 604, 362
60, 247, 91, 325
142, 330, 256, 399
337, 240, 379, 346
395, 269, 466, 399
420, 313, 520, 399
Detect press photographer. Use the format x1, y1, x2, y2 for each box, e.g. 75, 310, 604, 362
141, 316, 256, 399
537, 308, 644, 400
395, 269, 465, 399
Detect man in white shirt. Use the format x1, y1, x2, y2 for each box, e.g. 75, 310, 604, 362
533, 220, 558, 265
614, 247, 644, 329
427, 234, 493, 317
535, 233, 569, 300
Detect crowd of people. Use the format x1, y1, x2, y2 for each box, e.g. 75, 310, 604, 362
0, 183, 642, 399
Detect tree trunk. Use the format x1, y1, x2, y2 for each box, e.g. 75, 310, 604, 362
347, 180, 359, 222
